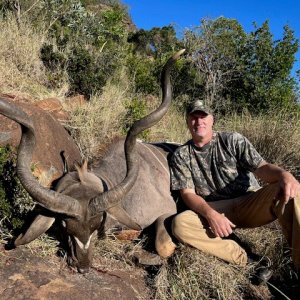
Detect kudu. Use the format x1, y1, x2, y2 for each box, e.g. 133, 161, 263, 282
0, 49, 185, 273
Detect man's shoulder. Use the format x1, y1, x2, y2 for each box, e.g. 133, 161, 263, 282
172, 140, 193, 160
216, 131, 244, 140
216, 131, 246, 146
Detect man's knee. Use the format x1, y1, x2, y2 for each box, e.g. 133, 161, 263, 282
172, 210, 198, 239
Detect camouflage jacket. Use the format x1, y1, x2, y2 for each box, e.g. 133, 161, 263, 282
170, 132, 264, 201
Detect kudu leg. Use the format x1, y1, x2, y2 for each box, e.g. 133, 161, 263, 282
155, 213, 176, 258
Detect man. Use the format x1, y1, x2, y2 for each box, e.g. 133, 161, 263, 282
170, 99, 300, 282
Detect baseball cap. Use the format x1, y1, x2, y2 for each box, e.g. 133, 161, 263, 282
186, 100, 213, 115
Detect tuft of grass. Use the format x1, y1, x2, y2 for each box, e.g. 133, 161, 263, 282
154, 244, 271, 300
64, 79, 131, 160
26, 234, 60, 258
92, 232, 146, 271
0, 14, 68, 99
154, 224, 292, 300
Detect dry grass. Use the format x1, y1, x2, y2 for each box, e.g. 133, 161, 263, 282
92, 232, 147, 271
64, 79, 131, 159
147, 98, 190, 144
64, 83, 189, 159
25, 233, 61, 257
154, 246, 270, 300
0, 14, 68, 99
216, 110, 300, 179
154, 225, 291, 300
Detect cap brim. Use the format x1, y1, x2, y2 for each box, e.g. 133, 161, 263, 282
188, 108, 211, 115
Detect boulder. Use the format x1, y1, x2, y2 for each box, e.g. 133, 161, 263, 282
0, 96, 81, 187
35, 98, 70, 121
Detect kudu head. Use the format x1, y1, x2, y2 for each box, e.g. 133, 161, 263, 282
0, 49, 185, 273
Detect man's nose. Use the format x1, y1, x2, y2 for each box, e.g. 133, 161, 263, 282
195, 117, 203, 125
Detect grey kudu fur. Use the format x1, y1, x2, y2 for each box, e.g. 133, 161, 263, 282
0, 49, 185, 273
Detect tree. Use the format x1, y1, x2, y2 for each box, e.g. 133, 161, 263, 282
235, 22, 299, 112
184, 17, 299, 113
184, 18, 247, 111
127, 25, 185, 95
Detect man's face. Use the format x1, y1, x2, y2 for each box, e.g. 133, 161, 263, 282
187, 111, 214, 142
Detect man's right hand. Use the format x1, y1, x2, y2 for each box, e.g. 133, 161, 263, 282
205, 210, 236, 237
180, 188, 236, 238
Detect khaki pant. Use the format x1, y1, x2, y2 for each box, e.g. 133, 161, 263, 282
172, 183, 300, 268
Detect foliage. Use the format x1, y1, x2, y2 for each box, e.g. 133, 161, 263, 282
184, 18, 299, 114
1, 2, 298, 109
0, 14, 54, 97
1, 0, 130, 98
122, 97, 150, 139
230, 22, 299, 112
128, 26, 179, 58
127, 25, 198, 101
184, 18, 247, 111
126, 54, 159, 95
66, 46, 121, 96
0, 146, 34, 232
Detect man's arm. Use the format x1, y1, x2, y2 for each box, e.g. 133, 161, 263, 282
254, 161, 300, 203
180, 188, 236, 238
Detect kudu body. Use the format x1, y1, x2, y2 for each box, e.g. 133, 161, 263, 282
0, 50, 185, 273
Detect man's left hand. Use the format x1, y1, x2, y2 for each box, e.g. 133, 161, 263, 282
278, 171, 300, 204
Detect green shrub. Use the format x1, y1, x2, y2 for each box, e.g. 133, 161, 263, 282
0, 146, 34, 232
122, 97, 150, 140
127, 55, 159, 95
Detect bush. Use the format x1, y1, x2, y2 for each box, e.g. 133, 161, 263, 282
122, 97, 150, 140
0, 146, 34, 232
127, 55, 159, 95
0, 14, 51, 97
38, 1, 129, 98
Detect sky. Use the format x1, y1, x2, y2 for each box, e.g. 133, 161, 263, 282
122, 0, 300, 76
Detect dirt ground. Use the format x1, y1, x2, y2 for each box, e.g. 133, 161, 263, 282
0, 244, 151, 300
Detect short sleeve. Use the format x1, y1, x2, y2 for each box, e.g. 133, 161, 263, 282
170, 149, 195, 191
231, 133, 264, 172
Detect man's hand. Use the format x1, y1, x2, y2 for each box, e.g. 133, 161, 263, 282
255, 162, 300, 204
180, 188, 236, 237
277, 171, 300, 204
205, 210, 236, 237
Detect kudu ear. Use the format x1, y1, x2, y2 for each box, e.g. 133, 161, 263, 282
107, 205, 141, 231
75, 159, 88, 179
75, 160, 103, 193
14, 215, 55, 246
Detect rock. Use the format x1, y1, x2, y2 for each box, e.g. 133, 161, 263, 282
0, 96, 81, 187
64, 95, 87, 109
35, 98, 70, 121
0, 246, 150, 300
